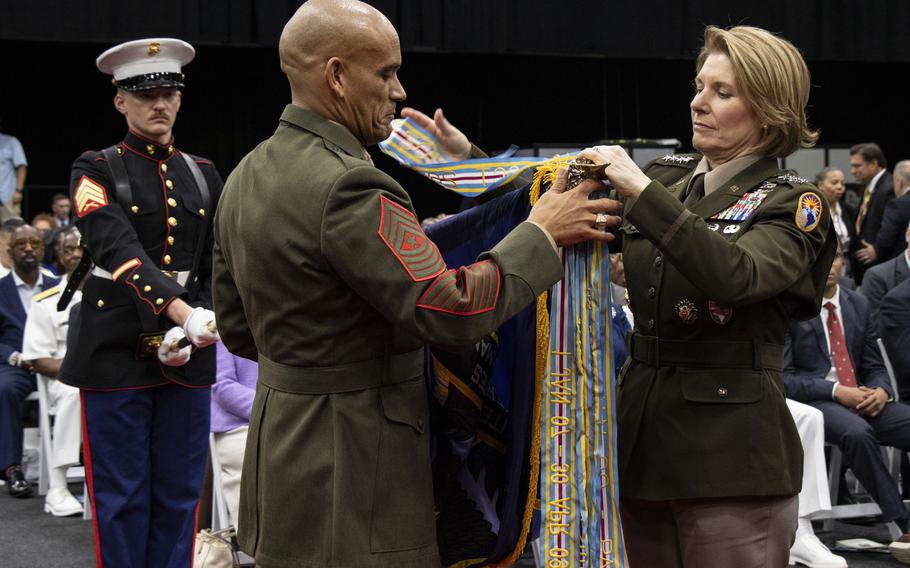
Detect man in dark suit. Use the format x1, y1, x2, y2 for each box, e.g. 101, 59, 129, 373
0, 224, 59, 497
853, 143, 895, 281
880, 278, 910, 400
785, 250, 910, 530
861, 220, 909, 324
872, 161, 910, 263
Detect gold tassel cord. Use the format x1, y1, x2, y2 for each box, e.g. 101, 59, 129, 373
529, 156, 576, 205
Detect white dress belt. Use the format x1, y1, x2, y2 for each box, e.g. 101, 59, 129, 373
92, 266, 190, 287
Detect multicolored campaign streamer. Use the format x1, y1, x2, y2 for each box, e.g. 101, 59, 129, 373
385, 121, 625, 566
379, 118, 556, 197
539, 240, 624, 568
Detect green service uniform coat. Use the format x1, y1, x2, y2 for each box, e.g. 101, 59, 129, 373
212, 105, 562, 568
618, 153, 836, 501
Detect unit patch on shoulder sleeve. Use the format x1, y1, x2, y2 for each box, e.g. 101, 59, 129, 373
74, 175, 109, 218
378, 195, 446, 281
795, 192, 823, 232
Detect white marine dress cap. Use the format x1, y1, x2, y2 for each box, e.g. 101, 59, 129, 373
96, 38, 195, 91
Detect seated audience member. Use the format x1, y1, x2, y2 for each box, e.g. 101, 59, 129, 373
0, 218, 26, 278
30, 213, 54, 239
42, 226, 68, 275
815, 167, 855, 277
880, 278, 910, 401
21, 226, 84, 515
786, 399, 847, 568
785, 249, 910, 532
0, 224, 59, 497
0, 224, 13, 278
30, 216, 62, 276
211, 341, 258, 525
871, 160, 910, 264
862, 219, 910, 324
50, 193, 72, 228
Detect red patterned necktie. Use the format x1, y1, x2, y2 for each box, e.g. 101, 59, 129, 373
824, 301, 857, 387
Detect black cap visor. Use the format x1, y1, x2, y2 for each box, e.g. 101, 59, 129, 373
113, 72, 185, 91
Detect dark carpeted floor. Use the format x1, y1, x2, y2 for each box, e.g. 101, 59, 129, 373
0, 483, 94, 568
0, 482, 908, 567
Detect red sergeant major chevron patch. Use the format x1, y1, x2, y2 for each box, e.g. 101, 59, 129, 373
417, 260, 501, 315
378, 195, 446, 281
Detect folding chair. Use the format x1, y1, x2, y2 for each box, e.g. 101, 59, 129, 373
34, 374, 91, 520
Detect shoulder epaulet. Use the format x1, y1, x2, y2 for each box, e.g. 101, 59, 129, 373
656, 153, 699, 168
34, 285, 62, 302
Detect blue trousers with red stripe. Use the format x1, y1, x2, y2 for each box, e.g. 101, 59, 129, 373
82, 383, 210, 568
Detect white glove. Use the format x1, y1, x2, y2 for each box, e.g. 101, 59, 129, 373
183, 307, 220, 348
158, 327, 192, 367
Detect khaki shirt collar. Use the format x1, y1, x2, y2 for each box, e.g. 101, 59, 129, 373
279, 104, 369, 162
693, 154, 763, 196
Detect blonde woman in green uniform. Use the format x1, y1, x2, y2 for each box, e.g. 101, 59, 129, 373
581, 25, 836, 567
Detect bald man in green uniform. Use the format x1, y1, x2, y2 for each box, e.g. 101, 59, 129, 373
212, 1, 621, 566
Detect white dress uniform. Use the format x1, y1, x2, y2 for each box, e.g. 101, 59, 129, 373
21, 281, 83, 474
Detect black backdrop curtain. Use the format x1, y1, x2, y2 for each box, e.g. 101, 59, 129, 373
3, 1, 910, 62
1, 1, 908, 218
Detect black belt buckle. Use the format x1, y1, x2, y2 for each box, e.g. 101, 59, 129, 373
135, 332, 165, 360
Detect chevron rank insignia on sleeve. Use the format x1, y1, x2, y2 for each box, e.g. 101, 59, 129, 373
74, 175, 109, 218
378, 195, 446, 282
417, 260, 501, 315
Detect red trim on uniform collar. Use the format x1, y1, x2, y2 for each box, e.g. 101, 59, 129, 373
123, 130, 176, 161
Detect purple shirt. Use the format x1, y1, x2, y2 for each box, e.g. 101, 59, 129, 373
211, 341, 259, 433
